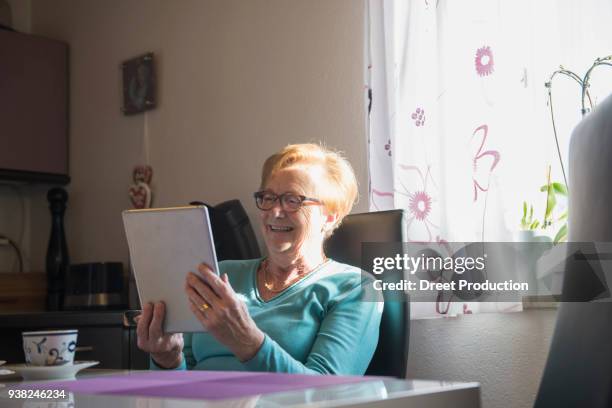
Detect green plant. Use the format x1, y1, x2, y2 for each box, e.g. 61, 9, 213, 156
520, 166, 568, 243
521, 202, 540, 230
540, 179, 568, 243
543, 55, 612, 243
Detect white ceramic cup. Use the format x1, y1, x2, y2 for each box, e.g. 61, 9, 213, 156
22, 330, 78, 366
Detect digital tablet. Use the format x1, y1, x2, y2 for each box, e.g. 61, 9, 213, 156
122, 206, 219, 333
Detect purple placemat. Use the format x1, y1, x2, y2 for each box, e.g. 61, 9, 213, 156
17, 370, 378, 400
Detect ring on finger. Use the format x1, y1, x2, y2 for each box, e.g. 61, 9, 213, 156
199, 302, 210, 312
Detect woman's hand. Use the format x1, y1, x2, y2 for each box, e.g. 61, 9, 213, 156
135, 302, 184, 369
185, 264, 265, 362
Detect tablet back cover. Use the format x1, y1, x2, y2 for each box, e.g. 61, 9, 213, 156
122, 206, 219, 333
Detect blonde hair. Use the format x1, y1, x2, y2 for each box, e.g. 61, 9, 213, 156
260, 143, 358, 235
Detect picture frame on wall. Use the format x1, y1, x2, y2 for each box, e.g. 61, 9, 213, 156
121, 53, 156, 115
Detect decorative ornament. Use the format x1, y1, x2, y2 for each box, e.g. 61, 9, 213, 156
128, 165, 153, 209
121, 53, 156, 115
46, 187, 69, 311
133, 165, 153, 184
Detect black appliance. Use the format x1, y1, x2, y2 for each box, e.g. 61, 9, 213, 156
63, 262, 127, 310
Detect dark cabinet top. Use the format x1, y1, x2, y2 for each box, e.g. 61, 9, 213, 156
0, 310, 139, 329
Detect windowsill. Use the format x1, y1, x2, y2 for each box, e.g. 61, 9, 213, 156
522, 295, 559, 310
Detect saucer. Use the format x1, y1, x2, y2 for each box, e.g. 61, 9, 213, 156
0, 360, 13, 376
3, 361, 99, 381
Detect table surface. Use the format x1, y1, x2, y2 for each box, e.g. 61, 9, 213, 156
0, 369, 481, 408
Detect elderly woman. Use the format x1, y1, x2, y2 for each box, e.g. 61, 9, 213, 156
136, 143, 382, 375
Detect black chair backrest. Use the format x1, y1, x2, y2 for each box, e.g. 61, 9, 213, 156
534, 95, 612, 407
190, 199, 261, 261
325, 209, 409, 378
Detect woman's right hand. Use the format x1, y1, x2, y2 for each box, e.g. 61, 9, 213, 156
135, 302, 184, 369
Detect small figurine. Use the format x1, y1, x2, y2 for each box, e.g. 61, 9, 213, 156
129, 165, 153, 209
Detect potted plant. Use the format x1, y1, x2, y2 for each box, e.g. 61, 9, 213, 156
518, 166, 568, 297
538, 165, 568, 244
518, 166, 568, 244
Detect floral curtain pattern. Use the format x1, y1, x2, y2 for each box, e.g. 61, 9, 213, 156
366, 0, 612, 317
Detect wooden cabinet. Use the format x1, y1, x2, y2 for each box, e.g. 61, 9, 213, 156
0, 30, 69, 184
0, 273, 46, 312
0, 311, 148, 369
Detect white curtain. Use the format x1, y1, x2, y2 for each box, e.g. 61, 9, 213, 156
366, 0, 612, 317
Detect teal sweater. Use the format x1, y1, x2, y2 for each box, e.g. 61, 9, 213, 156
153, 258, 383, 375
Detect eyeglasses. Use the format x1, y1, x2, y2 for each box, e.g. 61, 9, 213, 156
253, 191, 323, 212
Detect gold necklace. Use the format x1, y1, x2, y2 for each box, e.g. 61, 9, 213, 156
262, 257, 328, 293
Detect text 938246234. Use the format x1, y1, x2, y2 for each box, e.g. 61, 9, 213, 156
7, 389, 67, 400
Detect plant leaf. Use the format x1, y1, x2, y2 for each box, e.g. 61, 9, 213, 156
552, 183, 568, 196
545, 184, 556, 220
530, 220, 540, 230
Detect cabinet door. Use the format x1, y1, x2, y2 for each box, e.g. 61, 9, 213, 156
74, 327, 127, 369
128, 327, 150, 369
0, 30, 69, 183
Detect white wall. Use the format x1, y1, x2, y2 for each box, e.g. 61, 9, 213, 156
408, 309, 557, 408
29, 0, 367, 267
0, 183, 49, 274
2, 2, 558, 407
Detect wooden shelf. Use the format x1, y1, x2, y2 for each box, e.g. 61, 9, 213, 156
0, 272, 46, 312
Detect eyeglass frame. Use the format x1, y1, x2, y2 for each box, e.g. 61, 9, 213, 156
253, 190, 323, 212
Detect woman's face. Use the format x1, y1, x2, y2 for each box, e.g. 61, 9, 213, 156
258, 166, 334, 260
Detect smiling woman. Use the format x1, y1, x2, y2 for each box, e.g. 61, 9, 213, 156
135, 143, 383, 375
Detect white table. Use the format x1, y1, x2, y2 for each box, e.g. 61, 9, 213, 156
0, 369, 480, 407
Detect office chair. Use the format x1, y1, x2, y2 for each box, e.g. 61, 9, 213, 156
534, 95, 612, 407
189, 199, 261, 261
325, 209, 410, 379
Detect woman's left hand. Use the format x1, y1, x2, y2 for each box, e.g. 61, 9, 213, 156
185, 264, 265, 362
